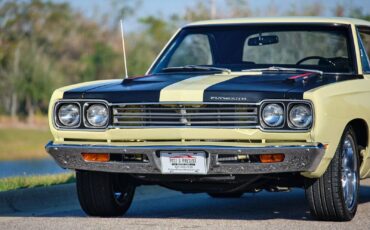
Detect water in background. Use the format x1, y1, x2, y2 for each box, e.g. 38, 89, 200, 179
0, 158, 68, 178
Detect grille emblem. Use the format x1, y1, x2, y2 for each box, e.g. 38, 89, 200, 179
180, 109, 190, 125
180, 117, 189, 125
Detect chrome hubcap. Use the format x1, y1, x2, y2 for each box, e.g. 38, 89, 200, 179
114, 190, 130, 205
341, 135, 358, 210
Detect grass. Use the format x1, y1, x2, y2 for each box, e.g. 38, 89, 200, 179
0, 173, 75, 192
0, 128, 52, 161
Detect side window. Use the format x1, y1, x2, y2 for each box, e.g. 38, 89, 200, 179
358, 28, 370, 73
167, 34, 213, 67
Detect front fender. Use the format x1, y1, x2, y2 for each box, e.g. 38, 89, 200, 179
302, 78, 370, 178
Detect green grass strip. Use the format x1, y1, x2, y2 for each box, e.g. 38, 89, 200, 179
0, 173, 75, 192
0, 128, 52, 161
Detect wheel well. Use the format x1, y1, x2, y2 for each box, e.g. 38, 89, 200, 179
348, 119, 368, 153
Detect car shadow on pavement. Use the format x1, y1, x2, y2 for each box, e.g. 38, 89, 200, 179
31, 185, 370, 221
122, 185, 370, 221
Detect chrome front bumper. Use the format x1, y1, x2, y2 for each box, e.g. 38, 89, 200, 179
45, 142, 325, 175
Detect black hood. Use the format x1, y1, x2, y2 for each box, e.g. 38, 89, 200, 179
63, 72, 361, 103
204, 72, 322, 102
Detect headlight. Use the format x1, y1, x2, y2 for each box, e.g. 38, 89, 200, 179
262, 103, 284, 127
86, 104, 109, 127
57, 103, 80, 127
289, 104, 313, 128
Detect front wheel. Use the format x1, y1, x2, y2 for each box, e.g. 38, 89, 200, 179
305, 126, 359, 221
76, 171, 135, 217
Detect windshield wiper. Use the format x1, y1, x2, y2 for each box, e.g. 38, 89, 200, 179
242, 66, 323, 75
161, 65, 231, 73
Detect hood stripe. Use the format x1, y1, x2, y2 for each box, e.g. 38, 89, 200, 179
159, 72, 261, 102
63, 75, 196, 102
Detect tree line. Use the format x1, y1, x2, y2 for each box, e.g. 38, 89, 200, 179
0, 0, 369, 121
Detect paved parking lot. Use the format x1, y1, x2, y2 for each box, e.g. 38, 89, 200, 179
1, 180, 370, 230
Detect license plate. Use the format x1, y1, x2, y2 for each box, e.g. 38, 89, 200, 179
160, 151, 207, 174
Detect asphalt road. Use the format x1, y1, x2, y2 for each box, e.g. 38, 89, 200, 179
1, 179, 370, 230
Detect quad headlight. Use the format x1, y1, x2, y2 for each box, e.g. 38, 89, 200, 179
55, 102, 109, 129
289, 104, 313, 129
261, 103, 284, 127
85, 104, 109, 127
57, 103, 80, 127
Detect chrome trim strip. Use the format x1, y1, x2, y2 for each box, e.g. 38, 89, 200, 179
113, 113, 257, 116
107, 125, 261, 129
112, 120, 258, 125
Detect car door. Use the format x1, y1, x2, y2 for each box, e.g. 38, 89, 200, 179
356, 26, 370, 178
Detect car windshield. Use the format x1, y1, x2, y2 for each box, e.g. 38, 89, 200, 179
150, 24, 355, 74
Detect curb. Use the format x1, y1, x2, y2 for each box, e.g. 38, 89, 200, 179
0, 183, 77, 215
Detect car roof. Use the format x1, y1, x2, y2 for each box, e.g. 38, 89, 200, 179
185, 17, 370, 27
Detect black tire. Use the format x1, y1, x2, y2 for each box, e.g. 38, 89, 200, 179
76, 170, 135, 217
305, 126, 360, 221
208, 192, 244, 198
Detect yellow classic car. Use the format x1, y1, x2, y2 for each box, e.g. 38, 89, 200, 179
46, 17, 370, 221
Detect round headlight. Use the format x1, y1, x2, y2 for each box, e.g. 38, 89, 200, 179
262, 103, 284, 127
57, 104, 80, 127
289, 104, 313, 128
86, 104, 109, 127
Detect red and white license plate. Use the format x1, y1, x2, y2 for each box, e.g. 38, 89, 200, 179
160, 151, 207, 174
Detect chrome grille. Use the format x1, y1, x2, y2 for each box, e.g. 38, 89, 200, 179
112, 104, 258, 128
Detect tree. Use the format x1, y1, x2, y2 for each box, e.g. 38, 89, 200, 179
0, 0, 124, 119
349, 8, 370, 21
285, 2, 323, 16
225, 0, 252, 18
0, 0, 69, 119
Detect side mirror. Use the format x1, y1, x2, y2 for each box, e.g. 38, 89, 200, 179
248, 34, 279, 46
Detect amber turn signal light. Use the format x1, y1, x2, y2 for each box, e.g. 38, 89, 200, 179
259, 154, 285, 163
82, 153, 110, 162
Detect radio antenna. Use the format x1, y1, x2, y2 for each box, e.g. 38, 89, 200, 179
120, 19, 129, 79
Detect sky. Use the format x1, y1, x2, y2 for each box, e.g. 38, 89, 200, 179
53, 0, 370, 31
